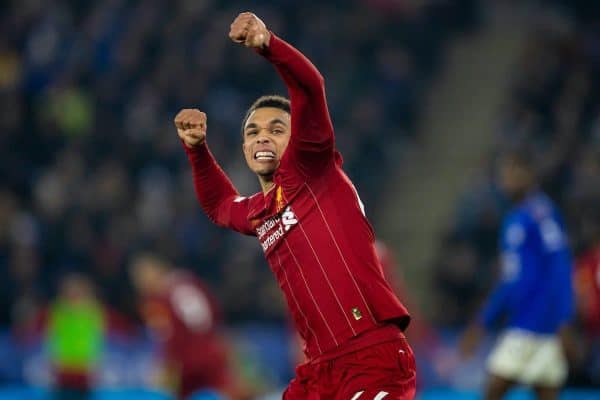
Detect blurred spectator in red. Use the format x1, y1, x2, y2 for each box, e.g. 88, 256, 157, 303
573, 214, 600, 384
129, 253, 242, 399
575, 219, 600, 336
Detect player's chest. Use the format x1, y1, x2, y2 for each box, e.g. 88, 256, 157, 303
249, 184, 327, 255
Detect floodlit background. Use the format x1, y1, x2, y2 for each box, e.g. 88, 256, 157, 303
0, 0, 598, 398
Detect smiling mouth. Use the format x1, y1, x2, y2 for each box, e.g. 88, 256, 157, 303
254, 151, 276, 160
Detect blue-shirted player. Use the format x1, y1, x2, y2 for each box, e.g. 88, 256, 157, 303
460, 148, 574, 400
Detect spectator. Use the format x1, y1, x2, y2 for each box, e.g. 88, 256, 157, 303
460, 149, 574, 400
573, 213, 600, 384
129, 253, 244, 399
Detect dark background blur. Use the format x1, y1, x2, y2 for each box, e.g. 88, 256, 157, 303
0, 0, 599, 398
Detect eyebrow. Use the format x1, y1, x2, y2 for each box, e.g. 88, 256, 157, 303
244, 119, 289, 132
244, 123, 258, 132
269, 118, 288, 127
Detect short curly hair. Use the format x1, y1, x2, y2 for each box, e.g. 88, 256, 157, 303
241, 95, 290, 136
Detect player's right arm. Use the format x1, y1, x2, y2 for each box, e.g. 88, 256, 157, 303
175, 109, 254, 236
539, 212, 574, 325
229, 13, 335, 176
478, 279, 512, 330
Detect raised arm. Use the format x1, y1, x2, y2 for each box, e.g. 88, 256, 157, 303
262, 34, 335, 152
229, 13, 335, 164
175, 109, 254, 235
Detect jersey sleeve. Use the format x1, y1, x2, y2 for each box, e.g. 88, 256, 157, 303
478, 281, 512, 331
539, 213, 574, 324
184, 142, 255, 236
258, 33, 335, 176
552, 251, 575, 324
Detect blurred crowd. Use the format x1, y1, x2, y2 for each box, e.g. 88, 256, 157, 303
0, 0, 478, 336
0, 0, 479, 394
6, 0, 600, 395
431, 0, 600, 386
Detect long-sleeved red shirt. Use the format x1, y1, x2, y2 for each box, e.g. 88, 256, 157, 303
184, 33, 410, 360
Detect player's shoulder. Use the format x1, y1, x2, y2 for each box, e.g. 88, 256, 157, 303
507, 192, 554, 221
231, 192, 261, 203
247, 192, 263, 203
507, 193, 563, 238
503, 193, 546, 233
505, 204, 531, 229
166, 270, 214, 303
522, 192, 570, 251
517, 192, 559, 223
232, 192, 263, 211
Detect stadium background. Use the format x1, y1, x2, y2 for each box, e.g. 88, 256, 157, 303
0, 0, 599, 398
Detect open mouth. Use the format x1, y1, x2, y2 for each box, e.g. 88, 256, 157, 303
254, 151, 276, 160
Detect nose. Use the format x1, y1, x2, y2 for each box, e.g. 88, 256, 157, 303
256, 131, 272, 144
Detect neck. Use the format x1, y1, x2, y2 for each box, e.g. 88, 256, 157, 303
512, 186, 536, 204
259, 176, 275, 195
152, 273, 170, 294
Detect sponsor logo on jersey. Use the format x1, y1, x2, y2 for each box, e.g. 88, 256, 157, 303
257, 206, 298, 252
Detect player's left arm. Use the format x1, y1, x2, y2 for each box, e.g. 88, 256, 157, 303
539, 213, 575, 324
553, 251, 575, 324
540, 213, 577, 361
229, 12, 334, 174
478, 279, 513, 331
556, 264, 578, 365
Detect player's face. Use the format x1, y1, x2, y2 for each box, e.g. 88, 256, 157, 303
242, 107, 291, 179
498, 158, 533, 200
60, 275, 94, 303
130, 262, 162, 296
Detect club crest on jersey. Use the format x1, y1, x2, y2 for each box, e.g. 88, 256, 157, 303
257, 206, 298, 252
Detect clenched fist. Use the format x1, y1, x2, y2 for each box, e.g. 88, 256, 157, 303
174, 109, 207, 148
229, 12, 271, 49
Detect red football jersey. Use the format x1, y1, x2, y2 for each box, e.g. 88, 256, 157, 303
184, 33, 410, 360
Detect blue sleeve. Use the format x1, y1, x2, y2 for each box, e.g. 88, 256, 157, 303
551, 250, 574, 324
539, 209, 574, 325
478, 211, 525, 330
